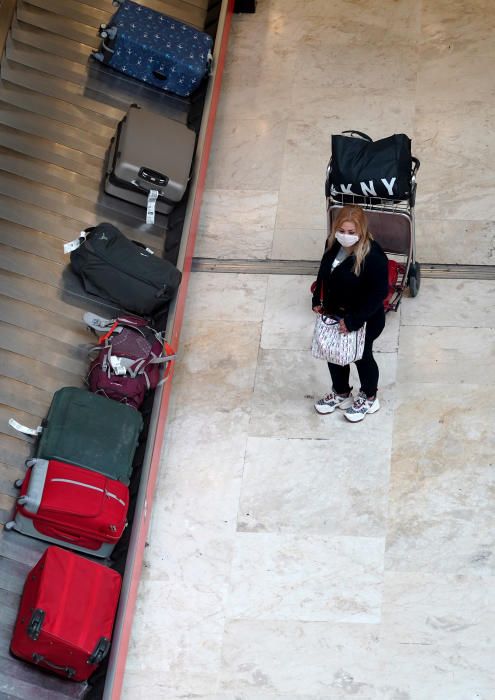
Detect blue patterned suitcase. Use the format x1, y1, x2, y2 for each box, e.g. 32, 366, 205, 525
93, 0, 213, 97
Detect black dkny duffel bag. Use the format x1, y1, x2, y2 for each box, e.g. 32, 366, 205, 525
69, 223, 182, 316
327, 131, 414, 201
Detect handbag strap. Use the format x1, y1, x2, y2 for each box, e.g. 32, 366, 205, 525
321, 314, 339, 326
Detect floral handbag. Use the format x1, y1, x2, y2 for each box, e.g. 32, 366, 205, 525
311, 314, 366, 366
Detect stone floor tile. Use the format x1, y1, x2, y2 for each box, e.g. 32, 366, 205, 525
185, 272, 268, 323
238, 436, 389, 537
172, 319, 261, 414
375, 641, 495, 700
226, 532, 384, 623
415, 218, 495, 265
260, 274, 315, 350
400, 279, 495, 327
386, 382, 495, 574
195, 190, 278, 259
152, 412, 248, 530
249, 349, 397, 440
219, 620, 379, 697
206, 117, 288, 191
381, 571, 495, 647
271, 226, 326, 261
397, 325, 495, 384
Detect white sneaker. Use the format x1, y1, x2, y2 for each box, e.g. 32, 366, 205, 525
344, 391, 380, 422
314, 390, 354, 415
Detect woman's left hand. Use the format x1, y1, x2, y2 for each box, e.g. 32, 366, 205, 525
338, 318, 349, 334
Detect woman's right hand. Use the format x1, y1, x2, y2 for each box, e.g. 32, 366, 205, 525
312, 305, 323, 314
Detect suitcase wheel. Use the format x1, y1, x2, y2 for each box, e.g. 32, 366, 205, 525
14, 478, 23, 488
105, 26, 117, 41
4, 520, 15, 530
88, 637, 111, 665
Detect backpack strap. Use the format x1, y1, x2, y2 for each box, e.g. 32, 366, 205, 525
84, 312, 115, 334
148, 353, 177, 365
98, 321, 121, 345
155, 342, 176, 386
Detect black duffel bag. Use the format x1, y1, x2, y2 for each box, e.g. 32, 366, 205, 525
70, 223, 182, 316
327, 131, 414, 201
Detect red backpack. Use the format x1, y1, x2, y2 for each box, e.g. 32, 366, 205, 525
85, 313, 175, 409
384, 259, 405, 311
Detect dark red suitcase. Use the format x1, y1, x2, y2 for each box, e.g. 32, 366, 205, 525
6, 458, 129, 557
11, 546, 122, 681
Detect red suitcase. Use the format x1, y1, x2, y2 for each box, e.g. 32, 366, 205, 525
11, 546, 122, 681
6, 458, 129, 557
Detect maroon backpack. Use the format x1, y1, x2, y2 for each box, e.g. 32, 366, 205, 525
85, 313, 175, 409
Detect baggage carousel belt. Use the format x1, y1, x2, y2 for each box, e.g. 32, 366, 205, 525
0, 0, 200, 697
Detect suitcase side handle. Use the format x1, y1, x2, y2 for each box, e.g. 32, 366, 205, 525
40, 525, 87, 543
152, 70, 167, 82
27, 609, 45, 640
32, 653, 76, 679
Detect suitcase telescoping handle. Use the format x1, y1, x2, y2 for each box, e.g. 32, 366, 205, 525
32, 653, 76, 679
137, 167, 169, 189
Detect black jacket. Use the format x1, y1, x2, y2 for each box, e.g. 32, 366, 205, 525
312, 240, 389, 333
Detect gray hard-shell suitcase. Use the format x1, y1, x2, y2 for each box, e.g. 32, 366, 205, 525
105, 105, 196, 219
9, 387, 143, 485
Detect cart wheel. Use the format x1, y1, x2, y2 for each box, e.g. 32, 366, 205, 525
5, 521, 15, 531
408, 262, 421, 298
14, 478, 23, 488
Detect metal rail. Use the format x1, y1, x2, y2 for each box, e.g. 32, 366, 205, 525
191, 258, 495, 280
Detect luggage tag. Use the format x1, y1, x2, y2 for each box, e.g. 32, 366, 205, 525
9, 418, 43, 437
146, 190, 159, 225
63, 230, 88, 254
109, 356, 128, 376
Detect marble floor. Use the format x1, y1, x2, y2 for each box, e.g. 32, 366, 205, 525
122, 1, 495, 698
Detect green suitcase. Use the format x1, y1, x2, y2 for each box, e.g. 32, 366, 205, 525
35, 387, 143, 484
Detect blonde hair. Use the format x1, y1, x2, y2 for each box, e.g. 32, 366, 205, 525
327, 205, 373, 276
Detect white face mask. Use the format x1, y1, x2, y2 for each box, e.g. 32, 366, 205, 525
336, 231, 359, 248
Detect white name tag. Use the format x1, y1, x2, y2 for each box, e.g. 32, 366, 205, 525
110, 356, 127, 375
63, 230, 88, 254
146, 189, 159, 225
9, 418, 43, 437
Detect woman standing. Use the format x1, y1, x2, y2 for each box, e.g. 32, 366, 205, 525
312, 205, 389, 422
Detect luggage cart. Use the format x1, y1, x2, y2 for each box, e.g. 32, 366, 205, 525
325, 156, 421, 310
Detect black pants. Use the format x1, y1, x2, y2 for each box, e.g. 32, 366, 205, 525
327, 315, 385, 398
